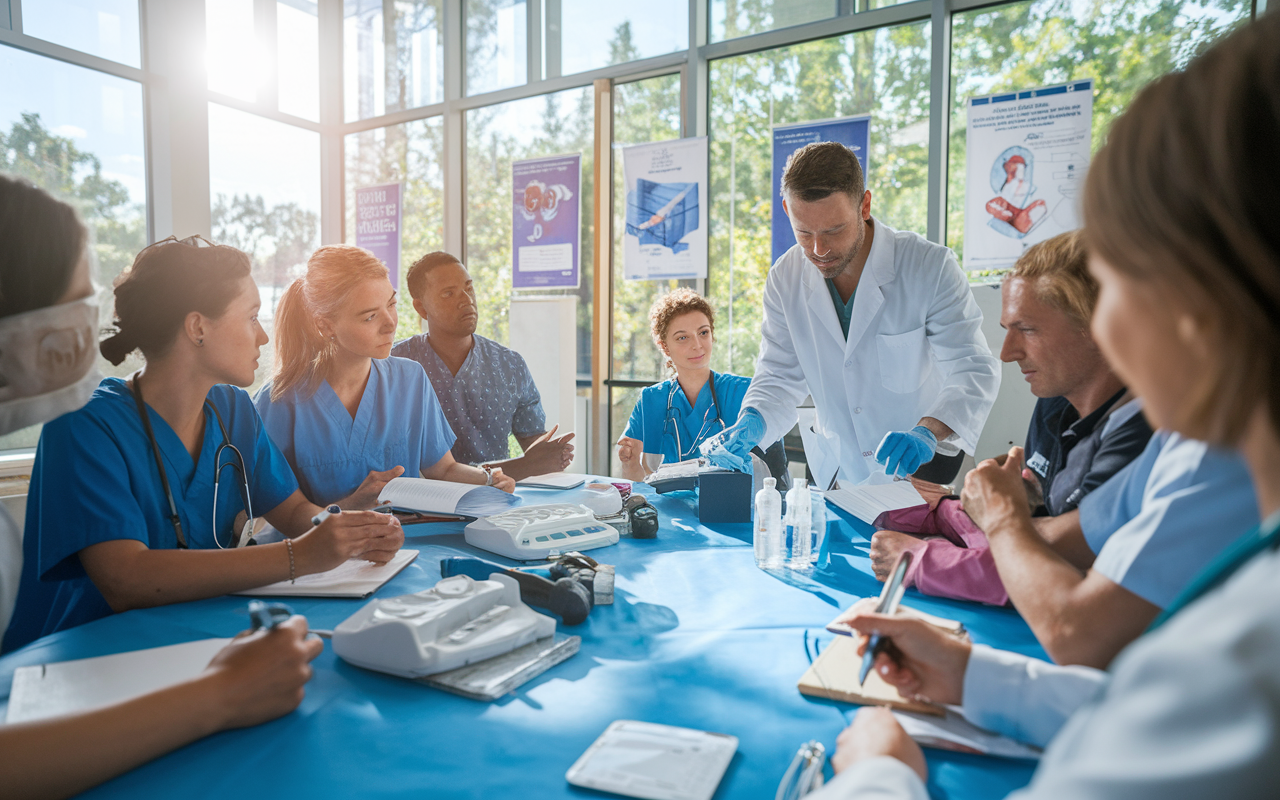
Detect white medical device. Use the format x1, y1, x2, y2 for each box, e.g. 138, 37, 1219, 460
331, 573, 556, 679
463, 503, 619, 561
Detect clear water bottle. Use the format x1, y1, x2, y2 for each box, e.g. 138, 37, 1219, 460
809, 488, 828, 567
786, 478, 812, 572
754, 477, 783, 569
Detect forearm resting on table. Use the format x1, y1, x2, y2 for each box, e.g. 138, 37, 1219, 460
80, 539, 291, 612
0, 670, 228, 800
986, 517, 1155, 668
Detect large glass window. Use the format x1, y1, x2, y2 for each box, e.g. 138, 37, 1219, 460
0, 43, 147, 448
557, 2, 688, 76
20, 0, 141, 67
208, 103, 321, 393
464, 88, 593, 362
345, 117, 445, 342
278, 0, 320, 121
466, 0, 528, 95
710, 0, 837, 43
707, 21, 931, 376
206, 0, 263, 102
344, 0, 445, 123
945, 0, 1250, 266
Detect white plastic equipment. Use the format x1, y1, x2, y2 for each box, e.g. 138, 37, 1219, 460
331, 573, 556, 679
463, 503, 619, 561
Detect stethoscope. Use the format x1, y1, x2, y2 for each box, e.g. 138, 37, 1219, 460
663, 371, 726, 461
131, 373, 254, 550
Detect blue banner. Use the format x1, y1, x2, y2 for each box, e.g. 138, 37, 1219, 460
771, 116, 871, 265
512, 153, 581, 289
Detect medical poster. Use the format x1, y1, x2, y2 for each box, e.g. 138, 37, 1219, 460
622, 137, 708, 281
962, 80, 1093, 273
771, 116, 871, 264
355, 182, 402, 287
512, 153, 581, 289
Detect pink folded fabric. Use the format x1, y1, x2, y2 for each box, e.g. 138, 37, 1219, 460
874, 499, 1009, 606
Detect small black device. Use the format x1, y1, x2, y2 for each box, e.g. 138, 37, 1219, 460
624, 494, 660, 539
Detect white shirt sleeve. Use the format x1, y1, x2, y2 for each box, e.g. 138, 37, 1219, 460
961, 645, 1109, 749
807, 757, 930, 800
742, 261, 811, 447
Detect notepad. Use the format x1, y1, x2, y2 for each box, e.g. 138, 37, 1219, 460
378, 477, 521, 519
825, 481, 926, 524
234, 549, 419, 598
516, 473, 587, 490
6, 638, 231, 724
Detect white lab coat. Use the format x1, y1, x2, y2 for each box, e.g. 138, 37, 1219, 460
742, 219, 1000, 487
811, 524, 1280, 799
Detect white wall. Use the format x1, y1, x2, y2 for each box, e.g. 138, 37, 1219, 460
509, 296, 583, 473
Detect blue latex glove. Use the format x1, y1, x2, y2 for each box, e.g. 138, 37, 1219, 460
702, 407, 766, 473
875, 425, 938, 478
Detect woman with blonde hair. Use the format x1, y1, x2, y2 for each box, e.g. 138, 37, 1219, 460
254, 245, 513, 508
616, 288, 776, 482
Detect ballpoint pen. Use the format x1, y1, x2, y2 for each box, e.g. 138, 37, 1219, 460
858, 550, 913, 685
311, 504, 342, 527
247, 599, 294, 632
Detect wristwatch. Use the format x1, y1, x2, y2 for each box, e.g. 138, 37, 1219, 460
481, 464, 495, 486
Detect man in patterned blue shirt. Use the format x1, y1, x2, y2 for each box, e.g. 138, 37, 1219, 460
392, 252, 575, 481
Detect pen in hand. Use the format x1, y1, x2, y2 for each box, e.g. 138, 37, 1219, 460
311, 504, 342, 527
859, 551, 913, 686
247, 600, 294, 632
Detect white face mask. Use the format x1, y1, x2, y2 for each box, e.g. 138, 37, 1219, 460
0, 296, 101, 435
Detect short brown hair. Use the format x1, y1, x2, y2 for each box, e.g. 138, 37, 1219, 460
649, 288, 715, 349
1008, 231, 1095, 328
1083, 13, 1280, 445
405, 251, 462, 302
781, 141, 865, 203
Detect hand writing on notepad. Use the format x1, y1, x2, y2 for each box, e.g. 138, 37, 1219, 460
295, 509, 402, 574
837, 608, 971, 707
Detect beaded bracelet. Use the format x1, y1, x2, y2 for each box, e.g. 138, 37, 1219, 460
284, 538, 296, 584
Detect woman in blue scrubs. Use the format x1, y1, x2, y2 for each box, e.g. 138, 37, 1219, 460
2, 237, 403, 653
616, 289, 751, 481
254, 245, 514, 508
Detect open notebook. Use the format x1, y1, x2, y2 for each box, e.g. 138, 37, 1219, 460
378, 477, 521, 519
234, 549, 418, 598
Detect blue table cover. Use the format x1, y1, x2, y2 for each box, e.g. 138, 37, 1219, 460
0, 486, 1043, 799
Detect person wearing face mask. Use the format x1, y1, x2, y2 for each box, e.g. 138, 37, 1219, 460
615, 289, 784, 483
390, 251, 574, 482
703, 142, 1000, 489
254, 245, 515, 510
0, 175, 325, 799
2, 232, 403, 655
812, 14, 1280, 797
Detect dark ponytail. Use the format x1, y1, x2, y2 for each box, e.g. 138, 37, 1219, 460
100, 238, 252, 365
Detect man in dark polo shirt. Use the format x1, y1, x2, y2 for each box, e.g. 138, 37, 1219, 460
391, 252, 575, 481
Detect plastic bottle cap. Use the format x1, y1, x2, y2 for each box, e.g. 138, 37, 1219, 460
764, 477, 776, 488
796, 477, 807, 488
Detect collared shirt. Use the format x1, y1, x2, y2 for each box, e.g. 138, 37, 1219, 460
391, 333, 546, 465
2, 379, 299, 653
825, 278, 855, 339
254, 357, 455, 506
622, 371, 751, 464
1078, 431, 1258, 608
1023, 391, 1152, 516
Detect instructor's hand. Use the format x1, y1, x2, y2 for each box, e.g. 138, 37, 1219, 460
703, 407, 766, 472
875, 426, 937, 478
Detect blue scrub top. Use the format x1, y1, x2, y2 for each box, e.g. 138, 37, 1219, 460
2, 378, 299, 653
254, 357, 457, 506
623, 371, 751, 465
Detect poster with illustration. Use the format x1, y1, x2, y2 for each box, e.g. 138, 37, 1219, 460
622, 137, 708, 280
963, 80, 1093, 273
771, 115, 871, 264
512, 154, 581, 289
355, 182, 402, 287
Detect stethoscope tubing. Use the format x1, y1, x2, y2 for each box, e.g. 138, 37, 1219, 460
664, 371, 725, 461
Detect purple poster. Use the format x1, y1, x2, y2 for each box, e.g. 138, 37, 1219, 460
512, 154, 581, 289
355, 182, 402, 287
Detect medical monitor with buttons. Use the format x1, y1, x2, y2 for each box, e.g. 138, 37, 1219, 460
464, 503, 620, 561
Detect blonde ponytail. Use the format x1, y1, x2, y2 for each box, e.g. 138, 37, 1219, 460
269, 244, 389, 400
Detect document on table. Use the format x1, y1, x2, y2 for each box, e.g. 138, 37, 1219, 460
234, 549, 419, 598
516, 473, 587, 490
825, 481, 926, 524
6, 638, 231, 724
378, 477, 520, 519
893, 708, 1042, 760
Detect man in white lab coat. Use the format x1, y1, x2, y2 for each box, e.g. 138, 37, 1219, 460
706, 142, 1000, 488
